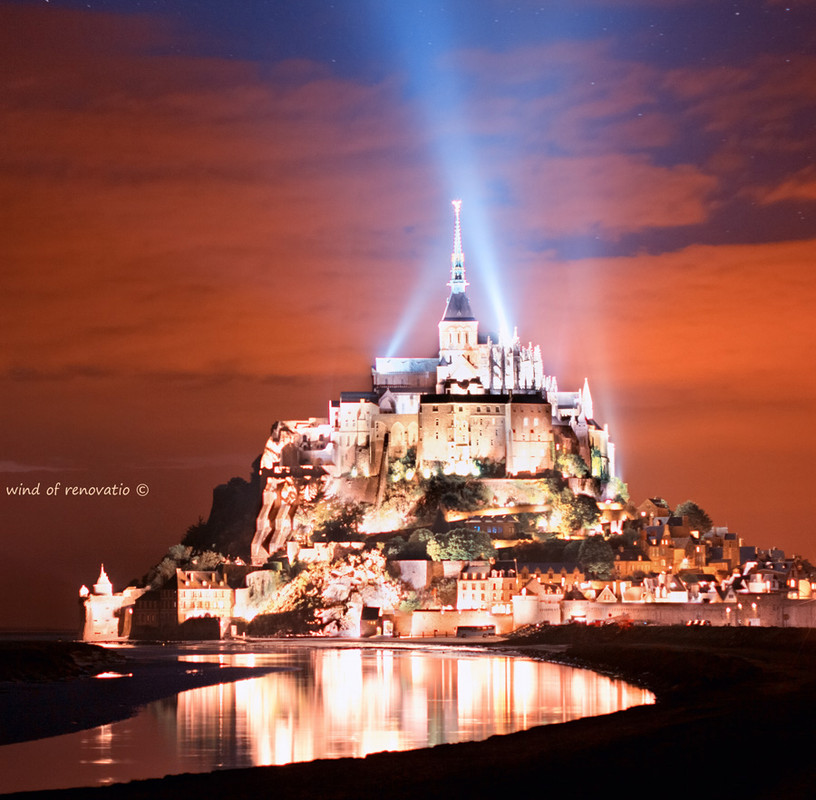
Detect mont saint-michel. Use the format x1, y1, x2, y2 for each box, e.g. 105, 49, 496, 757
79, 203, 816, 641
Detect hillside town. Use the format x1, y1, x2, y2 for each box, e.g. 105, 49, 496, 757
79, 204, 816, 640
80, 495, 816, 641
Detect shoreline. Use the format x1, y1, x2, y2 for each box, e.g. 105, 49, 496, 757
0, 641, 284, 747
4, 628, 816, 799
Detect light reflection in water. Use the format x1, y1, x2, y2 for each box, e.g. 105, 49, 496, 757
0, 646, 653, 794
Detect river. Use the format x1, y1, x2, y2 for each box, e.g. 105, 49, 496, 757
0, 641, 654, 794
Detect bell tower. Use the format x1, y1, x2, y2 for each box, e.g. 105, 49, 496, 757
439, 200, 479, 355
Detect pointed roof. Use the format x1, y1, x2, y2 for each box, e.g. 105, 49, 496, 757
443, 291, 476, 321
442, 200, 476, 321
446, 354, 480, 382
93, 564, 113, 595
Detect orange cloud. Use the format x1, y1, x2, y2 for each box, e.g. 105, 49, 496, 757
754, 166, 816, 205
513, 154, 716, 236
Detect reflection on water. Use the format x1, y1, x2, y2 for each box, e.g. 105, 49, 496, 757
0, 645, 653, 793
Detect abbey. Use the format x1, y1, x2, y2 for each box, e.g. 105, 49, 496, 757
345, 201, 616, 483
331, 203, 611, 479
251, 202, 618, 562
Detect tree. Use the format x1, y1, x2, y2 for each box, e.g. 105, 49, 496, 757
311, 501, 365, 541
674, 500, 713, 534
413, 474, 491, 519
563, 540, 582, 563
426, 528, 496, 561
556, 452, 590, 478
577, 535, 615, 579
567, 493, 600, 531
384, 529, 433, 559
388, 447, 417, 482
191, 550, 223, 569
551, 490, 599, 534
539, 470, 568, 496
608, 476, 630, 503
507, 539, 568, 562
472, 458, 506, 478
141, 544, 192, 588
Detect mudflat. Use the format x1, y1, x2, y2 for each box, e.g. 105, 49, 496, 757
3, 627, 816, 799
0, 641, 280, 747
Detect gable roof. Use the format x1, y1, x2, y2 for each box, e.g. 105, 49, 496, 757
596, 584, 619, 602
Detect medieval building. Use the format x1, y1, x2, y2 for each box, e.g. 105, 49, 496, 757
263, 201, 615, 483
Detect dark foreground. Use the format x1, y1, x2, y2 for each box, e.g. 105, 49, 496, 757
4, 627, 816, 799
0, 641, 280, 747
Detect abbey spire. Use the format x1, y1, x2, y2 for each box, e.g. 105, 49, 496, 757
441, 199, 475, 322
449, 199, 467, 293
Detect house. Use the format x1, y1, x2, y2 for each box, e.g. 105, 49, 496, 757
250, 202, 619, 563
517, 562, 584, 589
457, 563, 519, 613
131, 568, 235, 639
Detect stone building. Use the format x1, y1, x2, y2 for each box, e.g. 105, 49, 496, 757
252, 201, 619, 561
259, 202, 616, 483
79, 565, 146, 641
130, 568, 234, 639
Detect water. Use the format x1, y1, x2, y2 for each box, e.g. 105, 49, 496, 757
0, 643, 654, 793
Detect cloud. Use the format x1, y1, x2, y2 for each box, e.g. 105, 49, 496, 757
517, 237, 816, 400
513, 154, 716, 236
0, 461, 66, 473
0, 6, 448, 386
663, 56, 816, 162
754, 166, 816, 205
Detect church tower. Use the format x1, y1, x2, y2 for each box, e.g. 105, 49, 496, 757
438, 201, 481, 391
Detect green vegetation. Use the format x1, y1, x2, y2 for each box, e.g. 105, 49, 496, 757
674, 500, 713, 533
388, 447, 416, 482
140, 544, 226, 589
608, 476, 630, 503
472, 458, 506, 478
426, 527, 496, 561
577, 535, 615, 579
506, 538, 572, 563
412, 473, 491, 520
311, 500, 366, 541
556, 451, 590, 478
384, 527, 495, 561
383, 529, 434, 559
550, 490, 600, 534
590, 446, 606, 480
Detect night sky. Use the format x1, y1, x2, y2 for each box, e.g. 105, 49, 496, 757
2, 0, 816, 630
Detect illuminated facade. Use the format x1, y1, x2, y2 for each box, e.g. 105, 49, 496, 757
130, 569, 235, 638
254, 202, 618, 559
79, 564, 146, 641
316, 201, 613, 477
